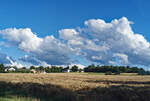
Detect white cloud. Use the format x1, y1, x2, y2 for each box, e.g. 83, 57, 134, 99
6, 56, 23, 68
0, 28, 72, 65
58, 17, 150, 66
0, 28, 43, 52
37, 35, 72, 65
1, 17, 150, 66
82, 17, 150, 66
59, 29, 79, 40
113, 53, 128, 64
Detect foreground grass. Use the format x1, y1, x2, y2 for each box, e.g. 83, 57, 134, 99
0, 73, 150, 101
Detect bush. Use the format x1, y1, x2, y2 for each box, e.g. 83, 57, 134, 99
105, 71, 112, 75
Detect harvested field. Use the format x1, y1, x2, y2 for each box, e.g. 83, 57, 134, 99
0, 73, 150, 101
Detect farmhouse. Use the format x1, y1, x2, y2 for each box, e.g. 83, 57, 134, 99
5, 67, 16, 72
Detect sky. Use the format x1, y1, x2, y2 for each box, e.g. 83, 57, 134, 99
0, 0, 150, 68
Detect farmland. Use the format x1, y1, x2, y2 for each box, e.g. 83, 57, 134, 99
0, 73, 150, 101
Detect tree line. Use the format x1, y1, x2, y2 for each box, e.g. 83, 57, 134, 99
0, 64, 80, 73
30, 65, 81, 73
0, 63, 148, 75
84, 64, 145, 73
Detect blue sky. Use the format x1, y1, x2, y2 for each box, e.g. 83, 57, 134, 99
0, 0, 150, 36
0, 0, 150, 67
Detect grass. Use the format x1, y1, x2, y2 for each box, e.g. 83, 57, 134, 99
0, 73, 150, 101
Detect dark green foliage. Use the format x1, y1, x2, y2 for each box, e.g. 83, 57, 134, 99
15, 68, 31, 73
30, 66, 36, 69
71, 65, 78, 72
37, 66, 44, 71
78, 69, 83, 72
0, 63, 147, 74
84, 65, 145, 73
0, 64, 5, 73
45, 66, 63, 73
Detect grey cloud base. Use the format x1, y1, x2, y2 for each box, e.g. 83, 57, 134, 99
0, 17, 150, 66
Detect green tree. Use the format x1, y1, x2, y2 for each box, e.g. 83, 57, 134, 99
71, 65, 78, 72
38, 66, 44, 71
0, 64, 5, 73
30, 66, 36, 70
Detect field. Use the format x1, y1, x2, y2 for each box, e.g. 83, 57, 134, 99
0, 73, 150, 101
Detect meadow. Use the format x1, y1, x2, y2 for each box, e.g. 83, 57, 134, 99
0, 73, 150, 101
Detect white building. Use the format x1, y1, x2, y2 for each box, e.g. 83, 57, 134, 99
62, 67, 70, 72
62, 69, 70, 73
5, 67, 16, 72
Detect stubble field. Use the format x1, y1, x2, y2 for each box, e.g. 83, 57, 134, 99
0, 73, 150, 101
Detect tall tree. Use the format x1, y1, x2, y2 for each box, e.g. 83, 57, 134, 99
71, 65, 78, 72
30, 66, 36, 70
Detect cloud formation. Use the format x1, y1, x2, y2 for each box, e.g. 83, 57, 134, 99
19, 55, 41, 65
0, 28, 71, 65
0, 52, 13, 64
59, 17, 150, 66
0, 52, 23, 68
0, 17, 150, 66
83, 17, 150, 66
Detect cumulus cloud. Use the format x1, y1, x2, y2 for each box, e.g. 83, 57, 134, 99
59, 29, 79, 40
82, 17, 150, 66
0, 28, 43, 52
1, 17, 150, 66
0, 28, 72, 65
38, 35, 71, 65
59, 17, 150, 66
